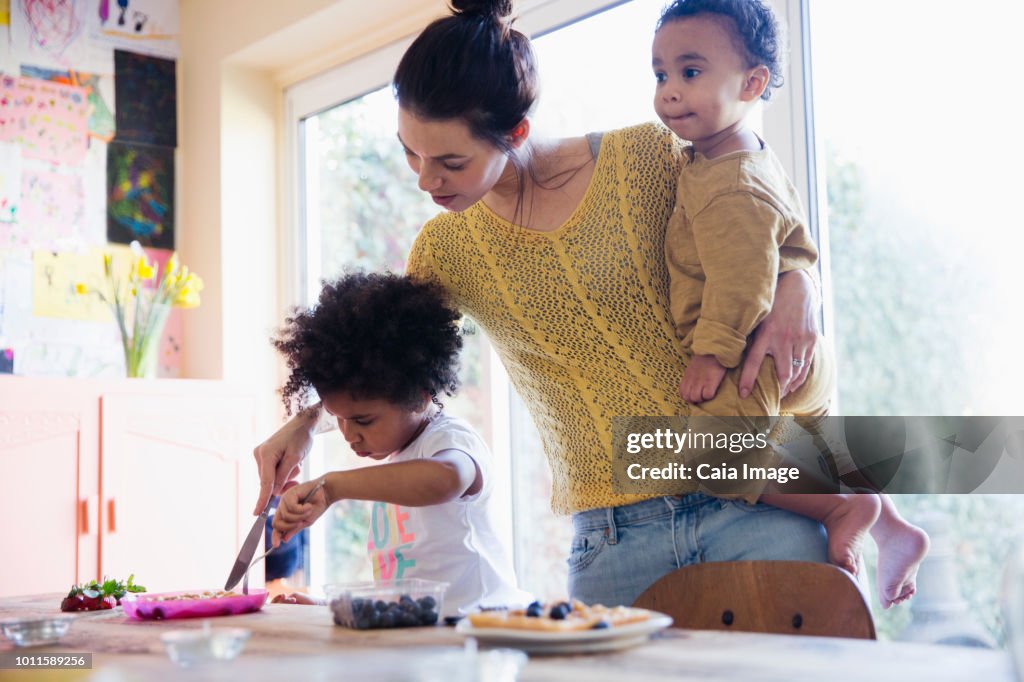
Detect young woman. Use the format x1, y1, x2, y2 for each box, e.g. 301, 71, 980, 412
254, 0, 829, 606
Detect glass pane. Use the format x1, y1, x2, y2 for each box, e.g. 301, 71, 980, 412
301, 87, 494, 585
809, 0, 1024, 645
809, 0, 1024, 416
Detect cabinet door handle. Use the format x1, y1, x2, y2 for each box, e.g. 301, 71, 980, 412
79, 499, 89, 535
107, 498, 116, 534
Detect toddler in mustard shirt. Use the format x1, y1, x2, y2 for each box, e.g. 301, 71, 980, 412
653, 0, 927, 607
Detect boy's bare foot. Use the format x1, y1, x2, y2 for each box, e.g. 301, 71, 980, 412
821, 495, 881, 575
872, 517, 930, 609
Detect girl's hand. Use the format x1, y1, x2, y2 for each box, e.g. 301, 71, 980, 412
739, 270, 819, 398
680, 354, 728, 404
271, 477, 331, 547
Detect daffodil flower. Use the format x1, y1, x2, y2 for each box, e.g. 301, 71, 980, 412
75, 244, 203, 377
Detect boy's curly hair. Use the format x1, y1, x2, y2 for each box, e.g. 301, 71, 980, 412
273, 272, 462, 415
658, 0, 785, 101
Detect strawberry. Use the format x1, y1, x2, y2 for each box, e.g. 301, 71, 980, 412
59, 575, 146, 612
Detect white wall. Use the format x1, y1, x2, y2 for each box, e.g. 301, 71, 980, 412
177, 0, 450, 432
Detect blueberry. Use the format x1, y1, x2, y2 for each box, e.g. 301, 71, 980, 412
378, 611, 397, 628
418, 596, 437, 610
549, 602, 571, 620
398, 611, 420, 627
526, 602, 543, 618
591, 619, 611, 629
375, 600, 388, 612
421, 610, 439, 625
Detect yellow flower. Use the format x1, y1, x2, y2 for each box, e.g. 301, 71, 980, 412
76, 242, 203, 377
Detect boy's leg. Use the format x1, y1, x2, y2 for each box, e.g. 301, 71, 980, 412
759, 492, 880, 575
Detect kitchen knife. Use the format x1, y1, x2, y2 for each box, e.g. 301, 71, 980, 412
224, 500, 274, 591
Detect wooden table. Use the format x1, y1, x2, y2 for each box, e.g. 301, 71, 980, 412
0, 594, 1016, 681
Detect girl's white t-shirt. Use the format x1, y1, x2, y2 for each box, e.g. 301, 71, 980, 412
368, 414, 533, 616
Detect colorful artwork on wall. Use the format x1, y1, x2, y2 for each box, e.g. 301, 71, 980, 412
0, 75, 90, 165
17, 168, 86, 248
10, 0, 109, 73
106, 139, 173, 248
21, 65, 116, 141
113, 49, 175, 147
91, 0, 178, 58
0, 143, 21, 223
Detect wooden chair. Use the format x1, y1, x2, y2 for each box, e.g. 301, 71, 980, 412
633, 560, 876, 639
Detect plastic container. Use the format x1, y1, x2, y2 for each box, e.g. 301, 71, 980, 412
326, 579, 447, 629
123, 589, 268, 620
160, 621, 251, 666
0, 616, 74, 647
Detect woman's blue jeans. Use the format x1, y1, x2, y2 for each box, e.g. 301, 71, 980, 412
567, 493, 828, 606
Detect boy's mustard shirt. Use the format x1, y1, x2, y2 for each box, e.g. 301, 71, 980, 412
407, 122, 694, 514
666, 145, 819, 368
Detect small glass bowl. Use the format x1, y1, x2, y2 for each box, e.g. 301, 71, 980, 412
325, 579, 448, 629
160, 624, 251, 666
0, 616, 74, 647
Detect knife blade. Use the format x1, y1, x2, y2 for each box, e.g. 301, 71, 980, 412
225, 500, 273, 591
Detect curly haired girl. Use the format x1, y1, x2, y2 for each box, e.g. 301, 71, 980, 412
269, 271, 531, 616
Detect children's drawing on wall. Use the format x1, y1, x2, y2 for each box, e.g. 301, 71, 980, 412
0, 75, 90, 164
21, 65, 115, 141
113, 49, 174, 147
10, 0, 108, 73
106, 139, 173, 248
17, 168, 85, 248
31, 247, 106, 320
0, 143, 21, 224
92, 0, 177, 58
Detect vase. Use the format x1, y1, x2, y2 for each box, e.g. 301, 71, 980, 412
125, 303, 171, 378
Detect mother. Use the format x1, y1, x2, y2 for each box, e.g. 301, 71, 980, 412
254, 0, 827, 606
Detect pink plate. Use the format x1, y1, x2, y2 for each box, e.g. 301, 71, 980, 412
123, 590, 268, 621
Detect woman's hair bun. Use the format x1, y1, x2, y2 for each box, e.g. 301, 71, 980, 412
451, 0, 513, 21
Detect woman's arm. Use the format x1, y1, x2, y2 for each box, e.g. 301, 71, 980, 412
738, 269, 820, 398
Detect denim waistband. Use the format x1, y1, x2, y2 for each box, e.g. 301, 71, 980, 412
571, 493, 720, 534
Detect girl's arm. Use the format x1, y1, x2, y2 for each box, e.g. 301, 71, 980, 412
738, 269, 820, 398
271, 450, 482, 545
325, 449, 482, 507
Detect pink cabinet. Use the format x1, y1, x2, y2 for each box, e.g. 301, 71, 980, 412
0, 377, 259, 597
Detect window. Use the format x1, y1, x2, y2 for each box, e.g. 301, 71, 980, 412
800, 0, 1024, 644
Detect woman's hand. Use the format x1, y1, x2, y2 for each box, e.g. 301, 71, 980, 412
739, 270, 820, 398
271, 477, 331, 547
252, 407, 321, 515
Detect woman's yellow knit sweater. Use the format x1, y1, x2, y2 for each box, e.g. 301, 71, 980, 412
407, 122, 695, 514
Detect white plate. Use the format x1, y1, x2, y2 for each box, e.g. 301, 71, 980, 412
455, 611, 673, 654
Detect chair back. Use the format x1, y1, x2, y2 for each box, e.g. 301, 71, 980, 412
633, 560, 876, 639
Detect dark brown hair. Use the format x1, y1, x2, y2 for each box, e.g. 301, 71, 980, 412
393, 0, 537, 152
